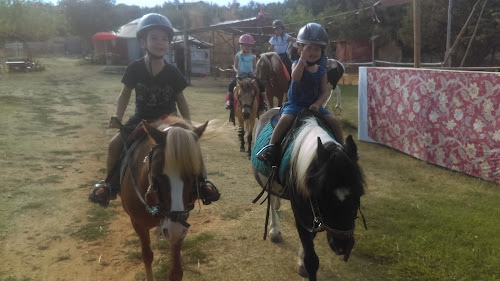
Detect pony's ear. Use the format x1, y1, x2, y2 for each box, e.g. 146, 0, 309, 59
344, 135, 359, 161
317, 137, 328, 159
193, 121, 208, 138
142, 120, 165, 144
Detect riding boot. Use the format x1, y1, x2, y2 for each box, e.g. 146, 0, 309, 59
259, 93, 269, 111
197, 177, 220, 205
89, 161, 121, 207
256, 144, 279, 166
225, 92, 234, 109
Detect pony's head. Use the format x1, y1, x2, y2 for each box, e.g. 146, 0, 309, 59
288, 113, 364, 262
234, 78, 259, 119
142, 119, 208, 241
311, 136, 364, 261
255, 52, 283, 82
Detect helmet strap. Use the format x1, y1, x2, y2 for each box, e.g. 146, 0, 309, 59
147, 50, 164, 60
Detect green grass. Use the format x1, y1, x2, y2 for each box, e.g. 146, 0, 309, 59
320, 82, 500, 280
72, 206, 119, 241
0, 276, 32, 281
132, 232, 215, 281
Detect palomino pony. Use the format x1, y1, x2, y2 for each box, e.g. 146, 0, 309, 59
251, 109, 365, 281
120, 116, 208, 281
233, 77, 262, 159
255, 52, 290, 108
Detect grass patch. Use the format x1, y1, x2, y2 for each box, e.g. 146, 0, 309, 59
72, 206, 118, 241
35, 175, 64, 185
0, 276, 32, 281
125, 250, 142, 261
20, 202, 44, 211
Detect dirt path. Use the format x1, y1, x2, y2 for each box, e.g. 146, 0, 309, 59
0, 58, 379, 281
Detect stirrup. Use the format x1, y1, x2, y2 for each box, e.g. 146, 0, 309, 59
256, 144, 278, 166
199, 180, 220, 205
89, 180, 111, 207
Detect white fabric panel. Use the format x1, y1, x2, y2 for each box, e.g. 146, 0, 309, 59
357, 67, 376, 143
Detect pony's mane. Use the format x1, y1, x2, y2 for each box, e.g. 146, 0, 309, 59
289, 117, 337, 196
256, 53, 283, 78
162, 124, 202, 179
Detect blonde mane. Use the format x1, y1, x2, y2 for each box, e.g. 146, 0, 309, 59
162, 126, 203, 179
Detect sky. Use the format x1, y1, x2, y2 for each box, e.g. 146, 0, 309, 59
47, 0, 284, 8
119, 0, 284, 8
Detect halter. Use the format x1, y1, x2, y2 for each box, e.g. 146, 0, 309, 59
292, 144, 367, 238
145, 137, 193, 228
236, 81, 257, 112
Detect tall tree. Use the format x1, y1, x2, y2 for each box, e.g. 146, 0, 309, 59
60, 0, 119, 52
0, 0, 65, 44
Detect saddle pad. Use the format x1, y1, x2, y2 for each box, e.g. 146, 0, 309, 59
251, 122, 293, 182
251, 123, 274, 177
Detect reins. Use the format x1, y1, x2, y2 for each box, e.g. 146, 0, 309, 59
117, 123, 158, 215
117, 121, 191, 227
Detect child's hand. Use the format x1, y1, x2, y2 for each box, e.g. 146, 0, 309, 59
109, 116, 121, 129
300, 45, 311, 62
309, 103, 320, 112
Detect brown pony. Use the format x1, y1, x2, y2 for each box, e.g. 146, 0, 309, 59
120, 116, 208, 281
255, 52, 290, 108
234, 78, 262, 159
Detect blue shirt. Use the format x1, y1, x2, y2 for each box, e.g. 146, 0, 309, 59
282, 62, 329, 116
236, 51, 255, 76
269, 33, 291, 54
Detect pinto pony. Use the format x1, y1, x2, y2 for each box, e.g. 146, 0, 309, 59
233, 77, 262, 159
120, 116, 208, 281
252, 109, 365, 281
255, 52, 290, 108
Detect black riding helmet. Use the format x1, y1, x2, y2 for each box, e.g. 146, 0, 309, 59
296, 22, 328, 47
272, 19, 285, 29
136, 13, 174, 42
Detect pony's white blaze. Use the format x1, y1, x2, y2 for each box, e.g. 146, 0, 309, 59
291, 118, 336, 194
334, 188, 350, 202
165, 169, 185, 212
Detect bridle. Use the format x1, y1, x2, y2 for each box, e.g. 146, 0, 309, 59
236, 82, 257, 112
145, 137, 193, 228
292, 144, 367, 238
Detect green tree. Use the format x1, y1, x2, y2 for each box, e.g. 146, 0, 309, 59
60, 0, 119, 52
0, 0, 65, 44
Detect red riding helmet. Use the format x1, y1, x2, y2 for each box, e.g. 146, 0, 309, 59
239, 34, 255, 45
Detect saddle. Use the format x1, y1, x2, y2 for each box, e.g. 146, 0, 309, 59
252, 109, 338, 187
326, 59, 345, 88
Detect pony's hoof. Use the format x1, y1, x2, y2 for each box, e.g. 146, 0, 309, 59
269, 231, 282, 243
298, 264, 309, 278
240, 148, 246, 152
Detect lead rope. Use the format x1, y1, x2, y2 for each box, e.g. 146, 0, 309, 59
252, 165, 277, 240
359, 206, 368, 230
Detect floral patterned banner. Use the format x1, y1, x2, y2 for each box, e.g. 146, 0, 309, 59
367, 68, 500, 183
